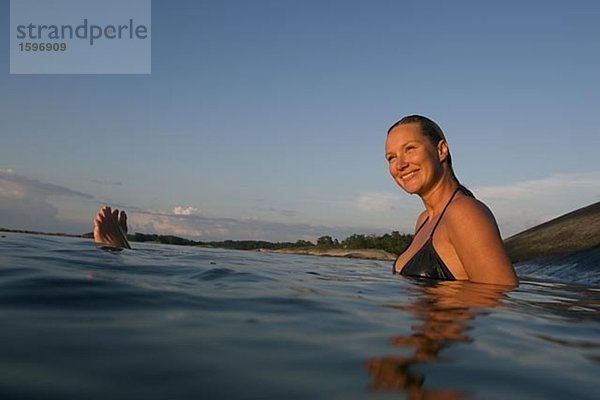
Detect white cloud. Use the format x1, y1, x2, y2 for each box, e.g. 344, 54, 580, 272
475, 172, 600, 201
474, 172, 600, 237
0, 169, 93, 199
0, 169, 94, 233
133, 213, 206, 237
356, 192, 402, 213
172, 206, 200, 216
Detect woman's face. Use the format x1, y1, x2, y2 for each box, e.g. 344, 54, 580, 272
385, 123, 445, 195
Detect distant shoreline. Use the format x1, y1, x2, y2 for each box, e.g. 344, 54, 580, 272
0, 228, 82, 238
261, 247, 397, 261
0, 228, 396, 261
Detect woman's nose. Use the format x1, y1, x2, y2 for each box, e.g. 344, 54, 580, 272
395, 156, 408, 171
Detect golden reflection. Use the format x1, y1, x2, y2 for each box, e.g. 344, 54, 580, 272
365, 280, 511, 399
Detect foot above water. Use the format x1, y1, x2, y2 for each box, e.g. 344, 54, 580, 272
93, 206, 131, 249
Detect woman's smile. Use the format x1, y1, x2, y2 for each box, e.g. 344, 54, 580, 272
400, 170, 419, 181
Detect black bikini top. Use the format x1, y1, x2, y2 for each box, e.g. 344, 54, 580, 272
394, 188, 462, 280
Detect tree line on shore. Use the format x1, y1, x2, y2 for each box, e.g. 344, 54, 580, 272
2, 228, 414, 256
127, 231, 413, 255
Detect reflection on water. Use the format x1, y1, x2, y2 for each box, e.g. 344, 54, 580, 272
366, 280, 511, 399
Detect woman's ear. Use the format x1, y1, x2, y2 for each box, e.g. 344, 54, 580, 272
437, 140, 449, 162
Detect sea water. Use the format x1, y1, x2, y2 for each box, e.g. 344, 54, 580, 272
0, 232, 598, 400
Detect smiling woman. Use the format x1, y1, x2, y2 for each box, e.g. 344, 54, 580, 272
385, 115, 517, 286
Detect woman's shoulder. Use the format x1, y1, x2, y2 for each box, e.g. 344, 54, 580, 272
443, 191, 517, 286
445, 194, 498, 229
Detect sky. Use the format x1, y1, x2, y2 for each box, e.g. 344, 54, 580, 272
1, 0, 599, 242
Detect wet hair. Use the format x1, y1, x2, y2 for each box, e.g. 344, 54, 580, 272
387, 115, 474, 198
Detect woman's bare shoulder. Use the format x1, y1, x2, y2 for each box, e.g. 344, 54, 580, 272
445, 195, 497, 228
442, 194, 504, 248
443, 194, 517, 286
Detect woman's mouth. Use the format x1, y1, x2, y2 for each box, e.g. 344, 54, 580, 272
401, 170, 419, 180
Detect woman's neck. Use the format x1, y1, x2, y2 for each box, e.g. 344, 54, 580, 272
420, 176, 459, 218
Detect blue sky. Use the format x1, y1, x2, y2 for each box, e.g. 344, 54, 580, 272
1, 0, 599, 242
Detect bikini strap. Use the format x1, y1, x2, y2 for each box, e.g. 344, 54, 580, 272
430, 187, 461, 237
414, 217, 429, 235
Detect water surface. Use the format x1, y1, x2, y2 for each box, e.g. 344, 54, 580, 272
0, 233, 598, 399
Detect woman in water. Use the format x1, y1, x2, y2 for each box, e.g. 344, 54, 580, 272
385, 115, 517, 285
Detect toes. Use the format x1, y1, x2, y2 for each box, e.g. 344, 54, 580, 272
95, 207, 107, 223
101, 206, 112, 218
119, 211, 128, 233
96, 205, 127, 228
